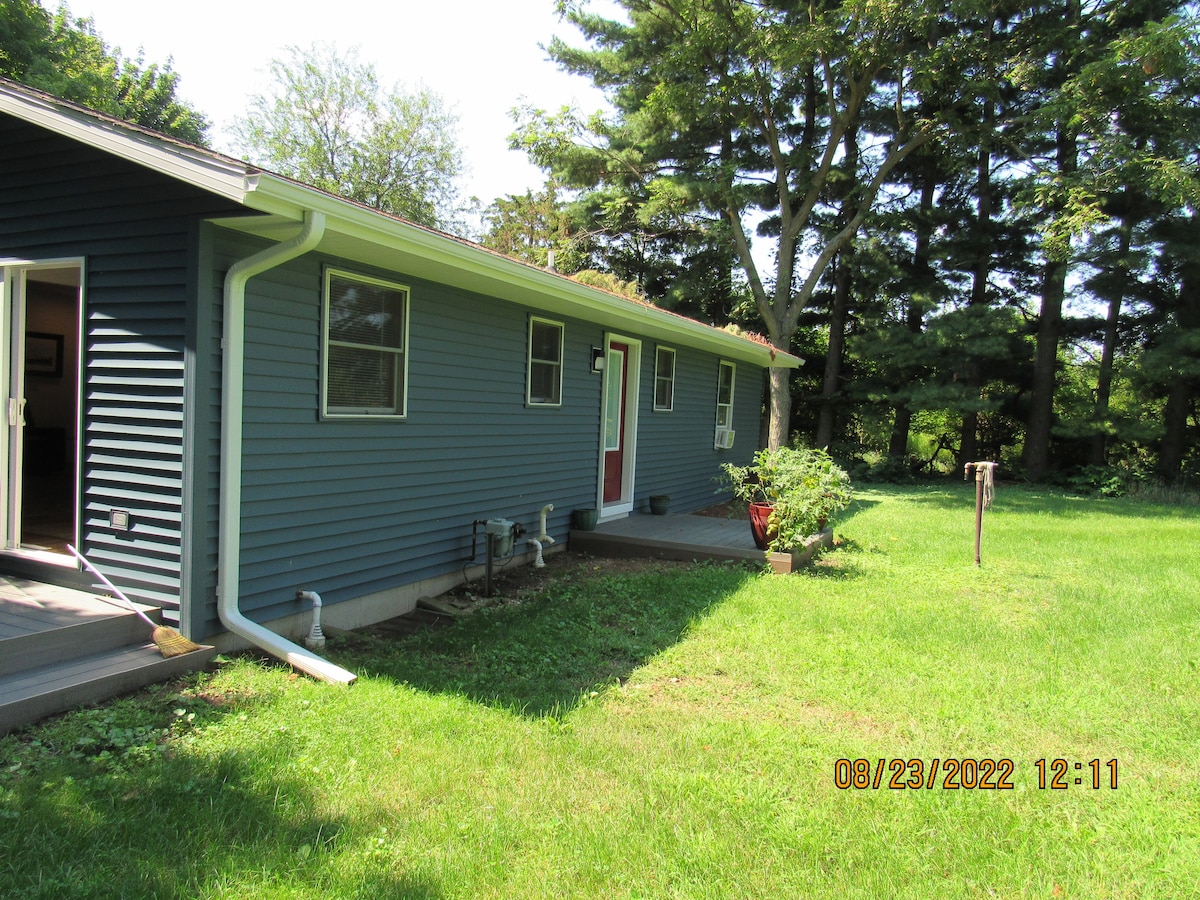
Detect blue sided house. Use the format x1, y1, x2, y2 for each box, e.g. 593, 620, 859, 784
0, 78, 799, 681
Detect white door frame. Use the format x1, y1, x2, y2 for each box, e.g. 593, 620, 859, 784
0, 257, 84, 560
596, 332, 641, 521
0, 266, 20, 550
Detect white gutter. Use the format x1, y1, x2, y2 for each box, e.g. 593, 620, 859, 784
234, 175, 801, 371
218, 211, 356, 685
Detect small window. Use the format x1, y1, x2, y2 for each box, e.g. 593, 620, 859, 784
715, 360, 735, 429
527, 317, 563, 406
322, 269, 409, 417
654, 346, 675, 411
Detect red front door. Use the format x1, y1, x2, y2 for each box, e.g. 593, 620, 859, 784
602, 342, 628, 503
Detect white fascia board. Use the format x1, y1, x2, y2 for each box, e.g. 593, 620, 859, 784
0, 85, 251, 202
243, 176, 801, 370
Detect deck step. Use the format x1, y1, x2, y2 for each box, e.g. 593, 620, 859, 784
0, 606, 159, 677
0, 641, 215, 737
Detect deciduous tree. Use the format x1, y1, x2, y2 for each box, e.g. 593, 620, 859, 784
517, 0, 948, 448
232, 43, 465, 232
1, 0, 208, 143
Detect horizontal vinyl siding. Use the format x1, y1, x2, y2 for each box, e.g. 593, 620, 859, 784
200, 231, 604, 632
0, 114, 245, 622
634, 350, 764, 513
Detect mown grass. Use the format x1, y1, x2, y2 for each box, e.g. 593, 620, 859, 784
2, 484, 1198, 898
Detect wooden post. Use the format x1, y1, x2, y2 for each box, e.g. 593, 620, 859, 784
964, 462, 997, 566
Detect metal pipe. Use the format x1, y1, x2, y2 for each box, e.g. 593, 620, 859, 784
299, 590, 326, 651
537, 503, 555, 544
485, 532, 495, 597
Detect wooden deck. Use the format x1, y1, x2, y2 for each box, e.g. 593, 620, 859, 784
0, 575, 126, 641
0, 575, 214, 736
568, 512, 831, 573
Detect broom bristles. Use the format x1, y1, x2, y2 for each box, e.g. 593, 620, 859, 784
152, 625, 203, 658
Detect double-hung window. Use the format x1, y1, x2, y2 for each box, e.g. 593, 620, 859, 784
714, 360, 736, 448
322, 269, 409, 418
527, 317, 563, 406
715, 360, 735, 429
654, 346, 676, 411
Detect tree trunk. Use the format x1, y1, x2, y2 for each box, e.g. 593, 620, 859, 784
1089, 216, 1132, 467
889, 154, 938, 461
1157, 378, 1192, 482
815, 246, 853, 449
1156, 264, 1199, 481
815, 125, 861, 450
767, 364, 792, 450
1022, 125, 1077, 480
956, 100, 994, 473
888, 407, 913, 459
1023, 257, 1067, 479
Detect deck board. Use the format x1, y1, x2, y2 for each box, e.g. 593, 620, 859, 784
0, 576, 126, 639
569, 512, 831, 573
0, 575, 211, 736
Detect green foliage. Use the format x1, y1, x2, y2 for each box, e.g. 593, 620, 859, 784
568, 268, 643, 299
507, 102, 744, 322
1064, 464, 1129, 497
720, 445, 852, 551
522, 0, 951, 445
1024, 11, 1200, 254
231, 43, 465, 232
0, 0, 208, 143
478, 182, 589, 272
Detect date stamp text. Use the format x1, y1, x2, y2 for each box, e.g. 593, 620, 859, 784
832, 758, 1119, 790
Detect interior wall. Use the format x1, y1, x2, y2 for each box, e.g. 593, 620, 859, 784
24, 278, 79, 439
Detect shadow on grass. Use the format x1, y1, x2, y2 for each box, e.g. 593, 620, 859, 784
0, 688, 442, 899
830, 494, 880, 526
868, 482, 1200, 519
803, 538, 868, 580
329, 559, 758, 719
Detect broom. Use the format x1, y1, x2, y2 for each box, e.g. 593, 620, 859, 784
67, 544, 202, 658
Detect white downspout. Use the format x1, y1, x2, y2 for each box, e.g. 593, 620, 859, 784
218, 211, 356, 685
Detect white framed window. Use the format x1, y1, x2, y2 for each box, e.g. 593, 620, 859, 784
322, 268, 409, 418
654, 346, 676, 411
715, 360, 735, 429
527, 317, 563, 406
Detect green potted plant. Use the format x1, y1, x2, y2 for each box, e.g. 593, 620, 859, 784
720, 446, 852, 552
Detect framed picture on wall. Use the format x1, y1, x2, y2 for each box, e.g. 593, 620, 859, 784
26, 332, 64, 378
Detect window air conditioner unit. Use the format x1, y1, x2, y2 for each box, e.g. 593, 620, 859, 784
714, 428, 735, 450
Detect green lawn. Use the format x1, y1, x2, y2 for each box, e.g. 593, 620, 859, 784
2, 484, 1198, 898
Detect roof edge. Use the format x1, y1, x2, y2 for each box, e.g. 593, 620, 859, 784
0, 78, 251, 202
245, 175, 801, 369
0, 78, 799, 369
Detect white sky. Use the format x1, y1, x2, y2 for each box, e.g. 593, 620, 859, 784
70, 0, 614, 217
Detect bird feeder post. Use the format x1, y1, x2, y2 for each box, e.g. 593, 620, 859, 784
964, 461, 997, 566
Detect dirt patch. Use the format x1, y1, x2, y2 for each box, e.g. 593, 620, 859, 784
412, 550, 698, 618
